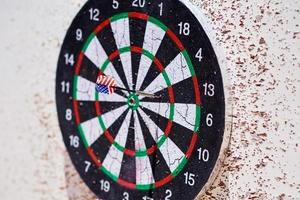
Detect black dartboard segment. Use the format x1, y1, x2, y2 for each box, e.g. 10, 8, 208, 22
56, 0, 230, 199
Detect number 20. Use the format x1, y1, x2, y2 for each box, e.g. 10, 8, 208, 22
132, 0, 146, 7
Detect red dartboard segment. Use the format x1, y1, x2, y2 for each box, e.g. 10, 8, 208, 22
166, 29, 185, 52
193, 76, 202, 105
186, 133, 199, 159
73, 100, 81, 125
75, 52, 84, 75
87, 148, 102, 168
94, 18, 111, 34
128, 12, 149, 21
108, 50, 120, 61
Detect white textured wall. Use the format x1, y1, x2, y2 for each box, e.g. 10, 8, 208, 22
0, 0, 299, 199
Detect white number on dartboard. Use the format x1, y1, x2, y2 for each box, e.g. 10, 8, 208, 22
132, 0, 146, 7
195, 48, 203, 62
203, 83, 215, 96
142, 196, 153, 200
165, 189, 172, 200
65, 109, 72, 121
76, 29, 83, 41
184, 172, 195, 186
100, 180, 110, 192
112, 0, 119, 9
158, 2, 163, 16
61, 81, 70, 94
84, 161, 91, 173
178, 22, 190, 35
122, 192, 129, 200
89, 8, 100, 21
69, 135, 79, 148
206, 114, 214, 127
64, 53, 74, 66
197, 148, 210, 162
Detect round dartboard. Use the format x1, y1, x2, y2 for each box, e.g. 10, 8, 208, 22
56, 0, 231, 199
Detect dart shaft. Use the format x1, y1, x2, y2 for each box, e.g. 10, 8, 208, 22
114, 86, 160, 98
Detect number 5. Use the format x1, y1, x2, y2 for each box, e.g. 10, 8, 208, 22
112, 0, 119, 9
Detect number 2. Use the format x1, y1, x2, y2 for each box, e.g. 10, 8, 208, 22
165, 189, 172, 200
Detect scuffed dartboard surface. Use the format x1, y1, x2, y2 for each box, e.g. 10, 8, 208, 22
56, 0, 228, 199
0, 0, 299, 199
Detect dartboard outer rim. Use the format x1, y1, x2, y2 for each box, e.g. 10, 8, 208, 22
179, 0, 233, 199
55, 0, 233, 199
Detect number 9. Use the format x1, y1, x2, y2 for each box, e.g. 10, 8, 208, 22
76, 29, 82, 41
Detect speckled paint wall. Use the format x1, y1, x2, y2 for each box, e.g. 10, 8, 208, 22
0, 0, 299, 199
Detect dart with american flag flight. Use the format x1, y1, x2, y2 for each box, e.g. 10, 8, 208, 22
95, 75, 160, 99
95, 75, 116, 94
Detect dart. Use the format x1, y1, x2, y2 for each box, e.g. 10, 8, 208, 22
96, 75, 160, 99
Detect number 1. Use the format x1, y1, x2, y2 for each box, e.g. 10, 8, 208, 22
158, 2, 163, 16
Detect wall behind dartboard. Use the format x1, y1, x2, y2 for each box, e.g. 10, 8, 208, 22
0, 0, 299, 199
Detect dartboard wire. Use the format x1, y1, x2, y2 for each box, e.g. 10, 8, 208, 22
79, 18, 130, 92
133, 111, 156, 188
137, 107, 197, 187
134, 14, 167, 91
110, 15, 134, 90
72, 12, 202, 190
92, 46, 176, 158
100, 109, 132, 182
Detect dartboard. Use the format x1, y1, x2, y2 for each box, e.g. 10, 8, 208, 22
56, 0, 231, 199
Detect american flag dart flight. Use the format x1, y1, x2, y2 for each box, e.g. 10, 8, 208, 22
96, 75, 117, 94
55, 0, 232, 199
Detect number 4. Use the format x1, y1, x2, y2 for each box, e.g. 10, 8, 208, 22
195, 48, 203, 62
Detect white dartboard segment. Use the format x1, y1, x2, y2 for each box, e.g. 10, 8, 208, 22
134, 111, 147, 151
101, 105, 128, 129
134, 112, 155, 185
80, 117, 103, 147
111, 18, 133, 89
140, 102, 170, 119
138, 108, 165, 142
143, 52, 191, 96
135, 54, 153, 91
75, 76, 96, 101
84, 36, 108, 68
135, 21, 166, 90
140, 102, 196, 132
159, 137, 185, 173
102, 110, 132, 178
136, 156, 155, 185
